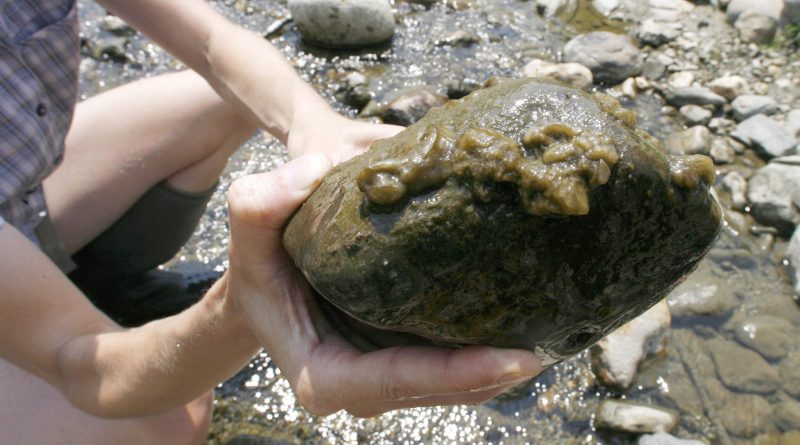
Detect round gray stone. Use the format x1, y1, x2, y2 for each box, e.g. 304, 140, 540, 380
563, 32, 643, 84
288, 0, 394, 48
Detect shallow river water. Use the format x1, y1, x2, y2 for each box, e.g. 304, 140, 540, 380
76, 1, 800, 444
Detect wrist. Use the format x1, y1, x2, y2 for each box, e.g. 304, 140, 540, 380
206, 272, 259, 346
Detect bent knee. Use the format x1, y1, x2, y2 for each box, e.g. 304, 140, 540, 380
141, 392, 213, 445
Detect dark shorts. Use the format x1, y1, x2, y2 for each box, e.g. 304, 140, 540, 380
38, 180, 215, 293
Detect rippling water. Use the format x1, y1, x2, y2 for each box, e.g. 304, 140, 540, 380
76, 1, 800, 444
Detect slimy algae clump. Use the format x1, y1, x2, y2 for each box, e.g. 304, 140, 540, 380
283, 77, 720, 365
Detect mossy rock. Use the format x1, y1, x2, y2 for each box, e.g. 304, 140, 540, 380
284, 77, 720, 365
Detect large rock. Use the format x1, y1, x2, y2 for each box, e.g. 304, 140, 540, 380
747, 162, 800, 235
595, 400, 678, 433
726, 0, 785, 23
591, 300, 671, 390
708, 338, 781, 394
731, 95, 778, 121
287, 0, 394, 48
284, 78, 721, 362
732, 114, 798, 158
563, 32, 643, 85
735, 11, 779, 44
522, 59, 594, 90
667, 282, 737, 316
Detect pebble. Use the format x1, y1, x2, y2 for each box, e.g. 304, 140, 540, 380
639, 19, 681, 47
664, 87, 727, 108
287, 0, 394, 48
735, 11, 778, 44
732, 314, 794, 360
709, 75, 750, 101
563, 32, 643, 85
732, 114, 798, 158
536, 0, 578, 17
731, 95, 778, 121
643, 55, 668, 80
708, 337, 781, 394
435, 30, 479, 47
664, 126, 712, 155
680, 105, 712, 126
522, 59, 594, 90
667, 282, 736, 316
595, 400, 678, 434
710, 137, 737, 164
747, 162, 800, 235
638, 433, 705, 445
335, 72, 372, 110
779, 353, 800, 397
667, 71, 695, 89
721, 170, 748, 209
719, 392, 774, 438
381, 88, 448, 126
590, 300, 671, 390
726, 0, 785, 22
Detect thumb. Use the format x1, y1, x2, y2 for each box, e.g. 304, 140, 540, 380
227, 153, 332, 268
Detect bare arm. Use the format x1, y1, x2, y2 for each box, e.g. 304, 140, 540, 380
0, 224, 259, 418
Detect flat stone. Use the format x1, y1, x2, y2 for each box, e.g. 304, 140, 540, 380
709, 75, 751, 101
563, 32, 643, 84
680, 105, 712, 126
667, 281, 737, 316
733, 314, 794, 360
732, 95, 778, 121
664, 126, 712, 155
591, 300, 671, 390
708, 337, 781, 394
287, 0, 394, 48
595, 400, 678, 434
522, 59, 594, 90
780, 353, 800, 397
664, 87, 727, 108
638, 433, 705, 445
732, 114, 798, 158
747, 163, 800, 235
735, 11, 778, 44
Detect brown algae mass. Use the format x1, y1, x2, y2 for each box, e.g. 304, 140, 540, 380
284, 78, 721, 364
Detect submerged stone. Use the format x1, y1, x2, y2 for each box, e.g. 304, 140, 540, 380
283, 78, 720, 364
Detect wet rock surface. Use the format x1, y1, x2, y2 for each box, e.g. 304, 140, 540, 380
285, 78, 720, 361
708, 338, 781, 394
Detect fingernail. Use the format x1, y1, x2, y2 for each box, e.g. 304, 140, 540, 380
284, 153, 332, 193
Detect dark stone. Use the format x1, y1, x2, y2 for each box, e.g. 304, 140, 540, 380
284, 78, 721, 364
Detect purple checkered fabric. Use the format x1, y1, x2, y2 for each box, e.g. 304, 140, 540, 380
0, 0, 80, 243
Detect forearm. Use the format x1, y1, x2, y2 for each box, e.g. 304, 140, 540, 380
57, 274, 260, 418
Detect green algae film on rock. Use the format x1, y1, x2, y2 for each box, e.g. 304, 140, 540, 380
283, 78, 720, 365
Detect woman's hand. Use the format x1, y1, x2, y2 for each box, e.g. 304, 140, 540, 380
286, 109, 404, 165
224, 153, 543, 418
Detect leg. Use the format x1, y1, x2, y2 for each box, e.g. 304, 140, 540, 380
44, 70, 257, 254
0, 359, 212, 445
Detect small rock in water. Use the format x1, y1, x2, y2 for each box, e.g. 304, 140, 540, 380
664, 87, 727, 108
719, 391, 774, 438
709, 138, 737, 164
591, 300, 671, 390
287, 0, 394, 48
732, 114, 798, 158
638, 432, 705, 445
780, 353, 800, 397
381, 88, 448, 126
435, 30, 480, 47
726, 0, 784, 22
731, 95, 778, 121
721, 170, 748, 209
708, 337, 781, 394
680, 105, 712, 126
709, 75, 751, 101
665, 126, 712, 155
595, 400, 678, 433
522, 59, 594, 90
735, 11, 778, 44
747, 163, 800, 235
732, 314, 794, 360
564, 32, 643, 84
667, 282, 736, 316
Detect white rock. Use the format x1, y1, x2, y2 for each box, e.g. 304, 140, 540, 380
680, 105, 712, 126
735, 11, 778, 44
668, 71, 694, 89
709, 75, 751, 101
731, 95, 778, 121
563, 32, 643, 85
726, 0, 784, 23
288, 0, 394, 48
721, 170, 748, 209
595, 400, 678, 434
638, 432, 705, 445
732, 114, 798, 158
710, 138, 737, 164
522, 59, 594, 90
786, 109, 800, 139
591, 301, 671, 390
664, 126, 712, 155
